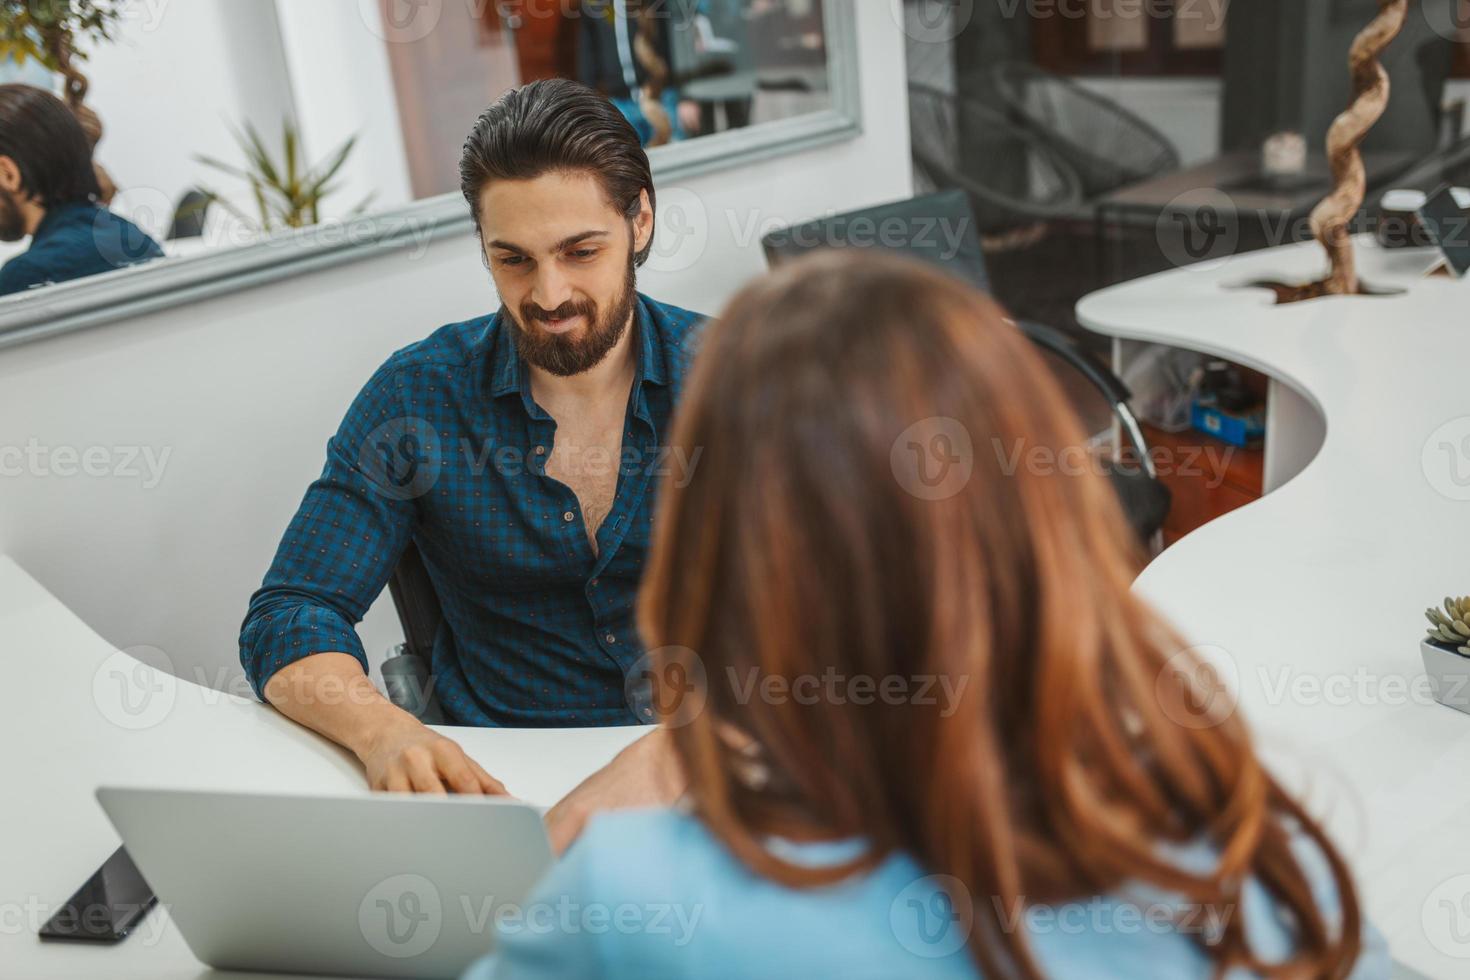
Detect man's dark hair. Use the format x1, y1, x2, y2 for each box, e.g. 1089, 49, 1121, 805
0, 84, 101, 207
459, 78, 656, 267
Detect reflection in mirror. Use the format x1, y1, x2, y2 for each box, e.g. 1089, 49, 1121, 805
383, 0, 832, 197
0, 83, 165, 296
0, 0, 838, 304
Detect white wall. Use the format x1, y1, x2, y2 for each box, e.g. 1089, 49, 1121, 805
272, 0, 415, 217
82, 0, 299, 241
0, 0, 911, 692
1077, 77, 1222, 166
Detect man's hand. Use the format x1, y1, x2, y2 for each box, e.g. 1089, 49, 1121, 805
262, 652, 507, 796
544, 728, 685, 855
678, 99, 702, 137
358, 712, 508, 796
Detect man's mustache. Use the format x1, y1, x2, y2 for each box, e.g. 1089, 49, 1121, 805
523, 300, 596, 323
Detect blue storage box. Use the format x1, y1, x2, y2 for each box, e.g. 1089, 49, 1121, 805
1190, 400, 1264, 447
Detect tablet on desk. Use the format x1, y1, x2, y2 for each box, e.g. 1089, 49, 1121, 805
1417, 185, 1470, 278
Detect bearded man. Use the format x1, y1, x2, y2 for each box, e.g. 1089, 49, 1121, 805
240, 78, 704, 804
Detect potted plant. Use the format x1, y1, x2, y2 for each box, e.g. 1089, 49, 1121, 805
195, 120, 372, 234
1422, 597, 1470, 714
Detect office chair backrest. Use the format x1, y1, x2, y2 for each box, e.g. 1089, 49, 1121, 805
388, 540, 443, 664
762, 189, 992, 292
383, 540, 448, 723
167, 189, 210, 240
759, 193, 1171, 544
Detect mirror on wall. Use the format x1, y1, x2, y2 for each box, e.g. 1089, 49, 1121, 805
0, 0, 853, 327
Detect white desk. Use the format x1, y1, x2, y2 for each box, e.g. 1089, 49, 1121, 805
0, 555, 644, 979
1078, 238, 1470, 979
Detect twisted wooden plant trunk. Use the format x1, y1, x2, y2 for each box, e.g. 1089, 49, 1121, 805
1262, 0, 1407, 302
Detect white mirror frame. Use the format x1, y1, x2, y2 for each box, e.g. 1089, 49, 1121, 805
0, 0, 860, 352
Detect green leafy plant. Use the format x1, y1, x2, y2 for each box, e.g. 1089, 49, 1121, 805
0, 1, 120, 103
195, 120, 373, 233
1425, 596, 1470, 656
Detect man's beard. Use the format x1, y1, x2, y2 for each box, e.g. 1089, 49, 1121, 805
507, 254, 638, 378
0, 191, 26, 242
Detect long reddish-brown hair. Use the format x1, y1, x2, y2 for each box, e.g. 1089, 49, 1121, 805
636, 251, 1361, 978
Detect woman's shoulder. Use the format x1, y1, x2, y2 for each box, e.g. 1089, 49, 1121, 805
550, 812, 1389, 980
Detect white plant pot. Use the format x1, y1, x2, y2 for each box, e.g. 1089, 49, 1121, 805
1421, 639, 1470, 714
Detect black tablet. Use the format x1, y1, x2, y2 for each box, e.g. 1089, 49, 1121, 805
1418, 185, 1470, 278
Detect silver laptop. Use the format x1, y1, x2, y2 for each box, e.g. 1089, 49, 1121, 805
95, 786, 554, 979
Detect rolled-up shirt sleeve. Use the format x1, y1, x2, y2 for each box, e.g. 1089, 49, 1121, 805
239, 361, 421, 700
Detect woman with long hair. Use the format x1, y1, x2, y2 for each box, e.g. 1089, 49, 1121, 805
465, 250, 1385, 978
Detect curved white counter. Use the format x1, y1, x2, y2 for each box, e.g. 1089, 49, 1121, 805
0, 555, 643, 978
1079, 238, 1470, 979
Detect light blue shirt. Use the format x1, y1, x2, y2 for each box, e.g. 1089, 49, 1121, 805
462, 808, 1389, 979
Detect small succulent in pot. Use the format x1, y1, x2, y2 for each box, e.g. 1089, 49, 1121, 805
1424, 596, 1470, 656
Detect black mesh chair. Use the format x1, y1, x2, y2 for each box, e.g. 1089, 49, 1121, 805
379, 540, 447, 723
908, 82, 1085, 236
908, 82, 1101, 342
761, 190, 1170, 545
989, 62, 1180, 198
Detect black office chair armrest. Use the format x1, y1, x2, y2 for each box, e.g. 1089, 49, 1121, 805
383, 541, 448, 724
1012, 318, 1131, 406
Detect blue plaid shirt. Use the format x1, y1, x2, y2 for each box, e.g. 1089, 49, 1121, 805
240, 294, 706, 726
0, 200, 163, 296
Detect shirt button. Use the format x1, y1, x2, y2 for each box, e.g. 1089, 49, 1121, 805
535, 445, 546, 456
605, 633, 616, 644
562, 511, 575, 522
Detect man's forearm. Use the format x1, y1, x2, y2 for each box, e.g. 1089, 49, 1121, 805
262, 652, 418, 759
